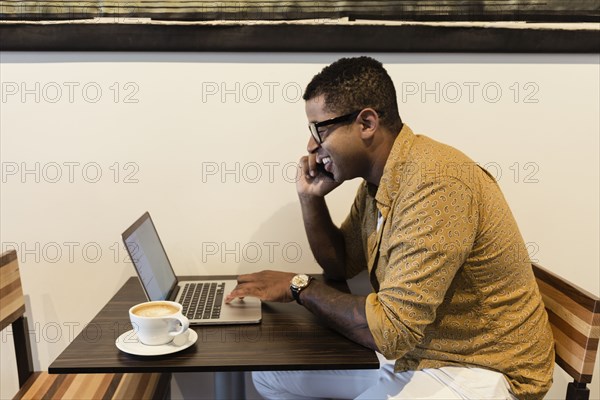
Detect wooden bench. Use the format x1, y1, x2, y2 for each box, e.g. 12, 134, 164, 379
0, 249, 172, 399
532, 263, 600, 400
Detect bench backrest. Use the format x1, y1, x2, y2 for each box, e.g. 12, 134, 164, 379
0, 249, 25, 330
532, 263, 599, 385
0, 249, 34, 387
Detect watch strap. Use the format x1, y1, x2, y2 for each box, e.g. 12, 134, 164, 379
290, 275, 312, 305
290, 285, 302, 304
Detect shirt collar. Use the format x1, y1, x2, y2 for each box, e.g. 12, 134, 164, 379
368, 124, 416, 211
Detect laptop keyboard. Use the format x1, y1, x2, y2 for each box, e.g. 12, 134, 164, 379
180, 282, 225, 320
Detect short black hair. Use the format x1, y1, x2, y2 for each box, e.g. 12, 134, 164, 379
303, 56, 402, 133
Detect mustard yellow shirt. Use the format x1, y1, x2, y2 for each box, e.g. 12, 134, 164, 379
340, 125, 554, 399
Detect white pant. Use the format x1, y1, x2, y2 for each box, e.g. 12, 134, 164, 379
252, 354, 516, 400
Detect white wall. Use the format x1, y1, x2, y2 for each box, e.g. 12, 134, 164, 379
1, 52, 598, 400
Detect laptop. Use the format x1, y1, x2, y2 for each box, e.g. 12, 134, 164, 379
122, 211, 261, 325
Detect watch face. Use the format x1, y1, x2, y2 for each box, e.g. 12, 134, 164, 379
292, 274, 310, 288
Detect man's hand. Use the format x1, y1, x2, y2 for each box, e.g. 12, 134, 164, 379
296, 154, 342, 199
225, 270, 296, 303
225, 270, 378, 352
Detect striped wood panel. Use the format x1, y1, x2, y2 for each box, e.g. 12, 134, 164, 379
0, 249, 25, 331
14, 372, 171, 400
0, 0, 598, 21
532, 263, 600, 383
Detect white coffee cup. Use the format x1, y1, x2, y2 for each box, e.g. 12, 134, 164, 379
129, 301, 189, 346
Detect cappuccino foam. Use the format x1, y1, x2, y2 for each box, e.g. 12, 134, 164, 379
133, 304, 179, 318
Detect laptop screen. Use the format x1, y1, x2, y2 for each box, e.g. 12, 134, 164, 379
122, 212, 177, 301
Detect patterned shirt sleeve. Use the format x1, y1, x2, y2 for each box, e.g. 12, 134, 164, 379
339, 183, 370, 279
365, 176, 479, 359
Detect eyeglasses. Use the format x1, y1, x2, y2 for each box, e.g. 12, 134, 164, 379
308, 110, 361, 145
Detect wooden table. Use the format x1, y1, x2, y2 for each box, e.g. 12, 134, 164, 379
49, 276, 379, 398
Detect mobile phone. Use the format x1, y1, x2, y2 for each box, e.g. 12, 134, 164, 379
316, 162, 334, 180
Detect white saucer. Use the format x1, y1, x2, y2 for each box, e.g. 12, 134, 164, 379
115, 329, 198, 356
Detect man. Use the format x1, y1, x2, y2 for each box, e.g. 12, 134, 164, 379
225, 57, 554, 399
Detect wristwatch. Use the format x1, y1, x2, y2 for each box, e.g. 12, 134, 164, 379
290, 274, 313, 305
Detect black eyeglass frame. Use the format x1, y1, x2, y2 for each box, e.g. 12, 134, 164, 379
308, 110, 361, 144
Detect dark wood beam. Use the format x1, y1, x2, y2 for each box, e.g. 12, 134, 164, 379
1, 23, 598, 52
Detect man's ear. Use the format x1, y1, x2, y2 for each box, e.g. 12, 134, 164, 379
358, 108, 379, 140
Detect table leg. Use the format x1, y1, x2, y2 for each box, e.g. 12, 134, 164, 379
214, 371, 246, 400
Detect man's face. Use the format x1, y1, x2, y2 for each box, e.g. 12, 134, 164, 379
305, 95, 365, 182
